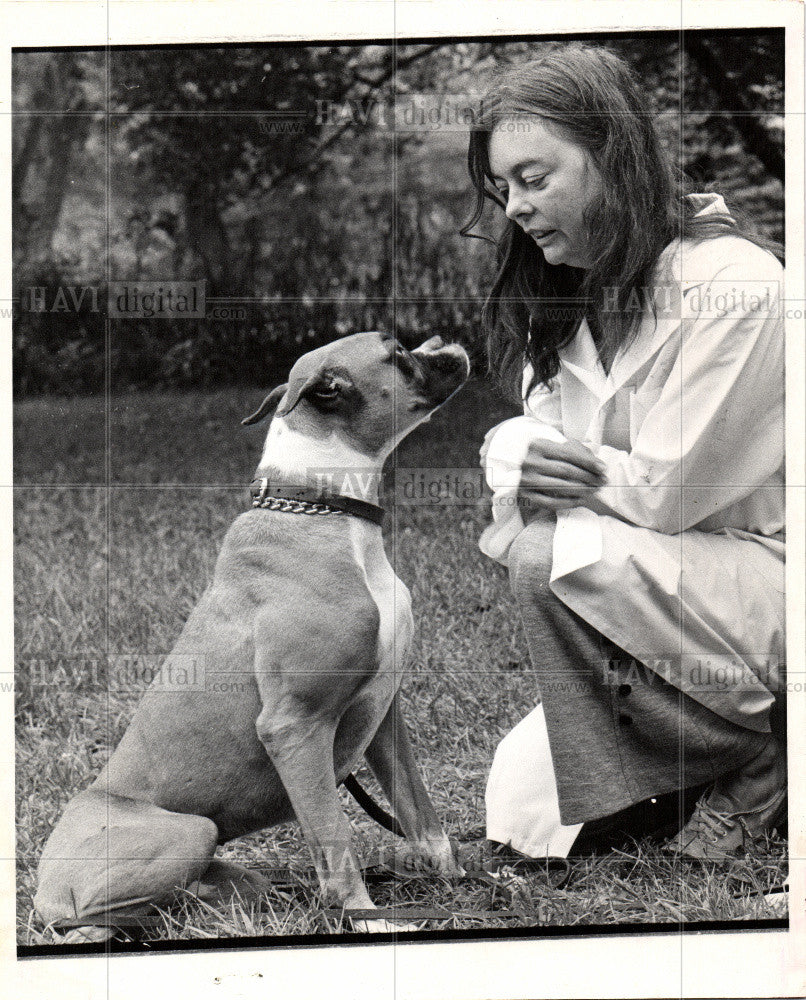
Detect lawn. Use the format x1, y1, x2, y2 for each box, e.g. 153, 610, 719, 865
14, 380, 787, 946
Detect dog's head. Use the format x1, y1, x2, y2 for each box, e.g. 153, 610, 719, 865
243, 332, 470, 459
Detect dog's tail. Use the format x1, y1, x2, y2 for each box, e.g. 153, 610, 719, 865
343, 773, 404, 837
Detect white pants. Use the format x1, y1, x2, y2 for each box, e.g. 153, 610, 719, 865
485, 703, 582, 858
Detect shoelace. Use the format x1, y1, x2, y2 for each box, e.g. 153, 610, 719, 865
689, 800, 738, 845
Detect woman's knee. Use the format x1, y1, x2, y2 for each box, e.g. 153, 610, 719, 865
508, 516, 556, 602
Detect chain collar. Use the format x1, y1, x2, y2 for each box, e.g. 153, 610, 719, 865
248, 478, 386, 526
252, 495, 345, 517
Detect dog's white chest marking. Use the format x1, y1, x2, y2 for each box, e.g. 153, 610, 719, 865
348, 519, 412, 672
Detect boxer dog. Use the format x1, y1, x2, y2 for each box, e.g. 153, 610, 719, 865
35, 332, 469, 941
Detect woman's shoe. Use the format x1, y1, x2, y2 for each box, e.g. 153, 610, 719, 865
570, 784, 708, 855
664, 786, 787, 861
665, 737, 787, 861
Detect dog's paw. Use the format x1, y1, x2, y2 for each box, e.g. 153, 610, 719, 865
48, 924, 117, 944
351, 916, 421, 934
341, 901, 423, 934
387, 841, 463, 879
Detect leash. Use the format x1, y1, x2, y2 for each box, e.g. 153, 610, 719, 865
343, 773, 405, 837
249, 479, 385, 526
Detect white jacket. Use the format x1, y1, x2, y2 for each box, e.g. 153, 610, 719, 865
480, 195, 784, 731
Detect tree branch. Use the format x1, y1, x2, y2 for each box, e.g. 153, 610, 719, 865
683, 36, 784, 184
266, 43, 450, 191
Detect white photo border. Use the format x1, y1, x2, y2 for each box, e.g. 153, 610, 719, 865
1, 2, 803, 998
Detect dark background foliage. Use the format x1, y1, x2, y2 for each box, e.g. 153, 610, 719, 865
12, 31, 784, 396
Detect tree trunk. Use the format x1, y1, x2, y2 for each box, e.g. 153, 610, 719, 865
182, 186, 263, 300
15, 52, 91, 260
182, 183, 229, 294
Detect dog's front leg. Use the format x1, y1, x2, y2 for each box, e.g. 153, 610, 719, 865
256, 704, 412, 933
255, 706, 373, 917
364, 694, 459, 875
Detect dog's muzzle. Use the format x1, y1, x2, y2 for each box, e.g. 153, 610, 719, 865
408, 337, 470, 408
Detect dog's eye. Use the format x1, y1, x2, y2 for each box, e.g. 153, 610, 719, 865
309, 382, 341, 403
311, 382, 340, 400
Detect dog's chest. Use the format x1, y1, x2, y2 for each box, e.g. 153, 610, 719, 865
348, 520, 412, 668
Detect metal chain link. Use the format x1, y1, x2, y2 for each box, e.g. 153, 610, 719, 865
252, 496, 345, 516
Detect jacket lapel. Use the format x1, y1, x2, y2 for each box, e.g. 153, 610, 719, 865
559, 239, 710, 408
558, 319, 609, 399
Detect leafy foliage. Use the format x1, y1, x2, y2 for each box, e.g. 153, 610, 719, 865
12, 33, 784, 395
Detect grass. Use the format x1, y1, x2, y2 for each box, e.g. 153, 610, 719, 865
14, 380, 787, 946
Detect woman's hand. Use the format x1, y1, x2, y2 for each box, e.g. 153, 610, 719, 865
519, 438, 608, 511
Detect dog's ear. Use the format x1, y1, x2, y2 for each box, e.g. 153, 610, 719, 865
276, 372, 330, 417
241, 384, 288, 426
243, 371, 341, 425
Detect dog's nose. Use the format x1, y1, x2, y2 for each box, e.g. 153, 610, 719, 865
414, 335, 444, 353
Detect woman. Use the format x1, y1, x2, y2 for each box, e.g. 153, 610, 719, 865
465, 44, 786, 859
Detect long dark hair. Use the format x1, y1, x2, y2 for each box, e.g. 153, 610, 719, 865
462, 44, 780, 400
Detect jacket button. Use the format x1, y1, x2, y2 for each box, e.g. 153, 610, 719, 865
618, 713, 633, 726
618, 684, 632, 697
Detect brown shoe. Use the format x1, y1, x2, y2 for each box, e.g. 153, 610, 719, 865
665, 786, 787, 861
665, 737, 787, 862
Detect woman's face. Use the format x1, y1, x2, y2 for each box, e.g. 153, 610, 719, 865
487, 116, 602, 269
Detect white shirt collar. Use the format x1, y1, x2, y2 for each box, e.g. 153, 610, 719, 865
556, 193, 732, 401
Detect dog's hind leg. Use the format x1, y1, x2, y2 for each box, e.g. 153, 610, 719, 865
364, 694, 459, 875
34, 788, 219, 942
